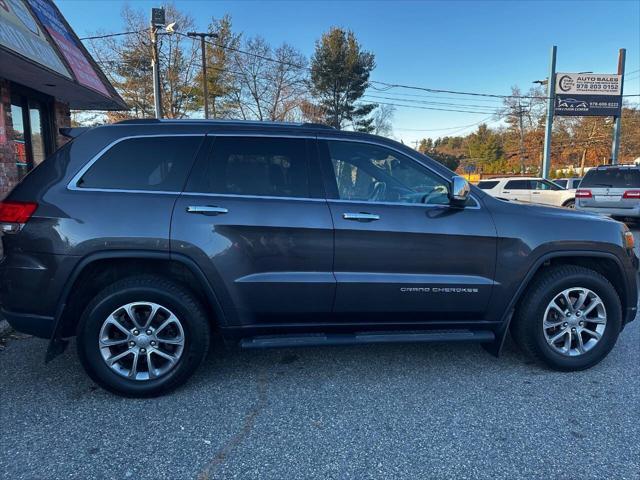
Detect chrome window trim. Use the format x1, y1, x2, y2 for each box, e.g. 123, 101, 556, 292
180, 192, 326, 202
65, 132, 481, 210
327, 197, 481, 210
67, 134, 207, 192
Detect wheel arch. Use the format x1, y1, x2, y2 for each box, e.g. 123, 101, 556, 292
485, 250, 628, 357
51, 251, 227, 341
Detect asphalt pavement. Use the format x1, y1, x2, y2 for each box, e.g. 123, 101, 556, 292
1, 230, 639, 480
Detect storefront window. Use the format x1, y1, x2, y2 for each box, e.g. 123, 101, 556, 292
29, 101, 45, 166
10, 100, 29, 181
10, 89, 52, 181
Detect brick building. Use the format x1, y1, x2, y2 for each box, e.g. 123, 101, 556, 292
0, 0, 126, 198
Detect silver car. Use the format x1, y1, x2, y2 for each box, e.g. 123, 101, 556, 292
576, 165, 640, 219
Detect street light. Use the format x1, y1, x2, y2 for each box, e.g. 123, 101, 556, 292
187, 32, 219, 119
150, 7, 179, 119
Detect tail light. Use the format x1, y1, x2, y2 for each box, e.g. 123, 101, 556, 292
0, 201, 38, 233
622, 190, 640, 199
575, 189, 592, 198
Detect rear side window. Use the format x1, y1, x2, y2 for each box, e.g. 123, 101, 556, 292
554, 179, 567, 188
187, 136, 310, 198
581, 168, 640, 188
77, 136, 202, 191
477, 180, 499, 189
504, 180, 530, 190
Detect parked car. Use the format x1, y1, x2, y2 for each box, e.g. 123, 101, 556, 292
477, 177, 576, 207
1, 120, 637, 397
576, 164, 640, 220
554, 177, 582, 190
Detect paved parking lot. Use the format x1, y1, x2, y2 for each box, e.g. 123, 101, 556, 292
1, 228, 639, 480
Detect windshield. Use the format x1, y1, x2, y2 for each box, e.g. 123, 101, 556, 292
581, 168, 640, 188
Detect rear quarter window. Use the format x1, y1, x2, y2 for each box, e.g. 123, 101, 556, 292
581, 168, 640, 188
77, 136, 203, 191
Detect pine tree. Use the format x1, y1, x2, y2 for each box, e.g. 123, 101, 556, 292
310, 27, 376, 129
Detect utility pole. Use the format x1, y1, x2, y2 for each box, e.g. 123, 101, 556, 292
516, 100, 527, 174
611, 48, 626, 165
150, 8, 165, 119
541, 45, 557, 179
187, 32, 219, 119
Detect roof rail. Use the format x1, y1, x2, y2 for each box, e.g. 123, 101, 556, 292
301, 122, 335, 130
115, 119, 162, 124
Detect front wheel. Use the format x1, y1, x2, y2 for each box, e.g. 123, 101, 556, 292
511, 265, 621, 371
77, 275, 210, 397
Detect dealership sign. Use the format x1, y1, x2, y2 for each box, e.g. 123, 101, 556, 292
555, 73, 622, 117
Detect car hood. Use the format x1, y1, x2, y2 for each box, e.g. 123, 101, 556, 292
492, 196, 618, 223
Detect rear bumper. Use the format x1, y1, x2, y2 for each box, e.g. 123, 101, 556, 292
1, 308, 55, 338
576, 204, 640, 218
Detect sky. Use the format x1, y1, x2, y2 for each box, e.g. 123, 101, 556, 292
57, 0, 640, 145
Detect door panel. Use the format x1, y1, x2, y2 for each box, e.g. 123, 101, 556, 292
329, 201, 496, 318
502, 180, 531, 202
320, 139, 497, 321
171, 136, 335, 326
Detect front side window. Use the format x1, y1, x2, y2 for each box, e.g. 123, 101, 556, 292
504, 180, 530, 190
327, 141, 449, 205
187, 137, 310, 198
78, 136, 202, 191
533, 180, 561, 191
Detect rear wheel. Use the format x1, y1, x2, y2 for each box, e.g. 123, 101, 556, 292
563, 199, 575, 209
77, 275, 210, 397
511, 265, 621, 371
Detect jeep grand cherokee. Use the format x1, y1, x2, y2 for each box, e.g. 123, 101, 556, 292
1, 120, 637, 397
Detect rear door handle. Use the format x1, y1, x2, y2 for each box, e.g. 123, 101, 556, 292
343, 212, 380, 222
186, 205, 229, 215
532, 191, 541, 195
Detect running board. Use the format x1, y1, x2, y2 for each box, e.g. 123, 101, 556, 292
240, 329, 495, 349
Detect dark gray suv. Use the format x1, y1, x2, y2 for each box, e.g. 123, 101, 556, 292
1, 120, 637, 397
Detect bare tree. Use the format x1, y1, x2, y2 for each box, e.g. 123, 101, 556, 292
372, 104, 395, 136
87, 5, 200, 119
230, 36, 308, 121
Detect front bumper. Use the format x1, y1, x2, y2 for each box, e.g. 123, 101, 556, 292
1, 308, 55, 338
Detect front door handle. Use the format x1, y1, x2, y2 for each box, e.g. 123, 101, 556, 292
343, 212, 380, 222
186, 205, 229, 216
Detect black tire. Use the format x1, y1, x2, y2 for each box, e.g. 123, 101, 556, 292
511, 265, 621, 371
77, 275, 210, 397
563, 199, 575, 209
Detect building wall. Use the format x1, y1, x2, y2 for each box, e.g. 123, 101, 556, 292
0, 79, 70, 199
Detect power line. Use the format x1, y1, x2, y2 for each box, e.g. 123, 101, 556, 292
84, 29, 640, 100
80, 30, 144, 41
363, 94, 502, 112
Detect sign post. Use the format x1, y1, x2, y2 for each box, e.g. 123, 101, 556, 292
611, 49, 626, 165
541, 45, 557, 180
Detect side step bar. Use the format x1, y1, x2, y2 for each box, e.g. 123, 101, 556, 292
240, 329, 495, 349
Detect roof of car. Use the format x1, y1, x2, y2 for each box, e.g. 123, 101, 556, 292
115, 118, 336, 130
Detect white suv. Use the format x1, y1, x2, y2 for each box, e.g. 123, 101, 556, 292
477, 177, 576, 208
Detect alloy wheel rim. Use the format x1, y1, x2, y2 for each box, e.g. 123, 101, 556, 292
543, 287, 606, 357
98, 302, 185, 381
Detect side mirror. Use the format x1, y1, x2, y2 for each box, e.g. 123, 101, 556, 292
449, 176, 470, 207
